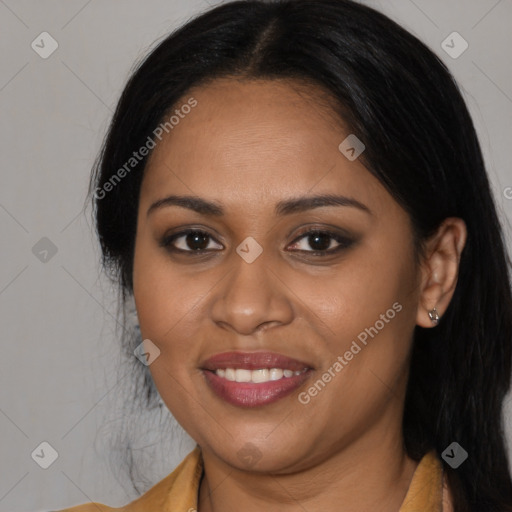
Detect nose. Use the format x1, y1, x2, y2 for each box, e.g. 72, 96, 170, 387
209, 251, 294, 336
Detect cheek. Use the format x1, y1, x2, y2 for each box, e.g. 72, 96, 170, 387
335, 257, 417, 407
318, 242, 417, 350
310, 235, 418, 396
131, 236, 209, 433
132, 233, 195, 344
132, 232, 226, 368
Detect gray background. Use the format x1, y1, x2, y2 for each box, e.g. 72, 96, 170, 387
1, 0, 511, 510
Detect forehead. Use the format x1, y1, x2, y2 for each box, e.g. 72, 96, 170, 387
140, 78, 387, 214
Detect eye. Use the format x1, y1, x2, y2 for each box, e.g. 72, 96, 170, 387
160, 229, 223, 253
288, 229, 354, 255
160, 228, 354, 257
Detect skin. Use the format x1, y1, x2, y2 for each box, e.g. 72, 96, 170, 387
132, 78, 467, 512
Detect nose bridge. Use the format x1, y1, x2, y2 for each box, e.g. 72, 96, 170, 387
211, 245, 293, 334
229, 249, 269, 301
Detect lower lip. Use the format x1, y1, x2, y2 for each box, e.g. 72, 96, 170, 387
202, 369, 313, 408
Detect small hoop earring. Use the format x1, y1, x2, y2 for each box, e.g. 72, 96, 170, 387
428, 307, 440, 326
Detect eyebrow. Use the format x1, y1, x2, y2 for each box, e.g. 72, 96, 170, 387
147, 193, 372, 217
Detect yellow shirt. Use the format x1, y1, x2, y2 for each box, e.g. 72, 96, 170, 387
55, 447, 451, 511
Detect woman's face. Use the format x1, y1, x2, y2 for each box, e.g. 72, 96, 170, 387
132, 78, 423, 472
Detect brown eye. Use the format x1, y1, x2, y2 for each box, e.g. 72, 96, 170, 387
288, 230, 354, 255
160, 229, 223, 253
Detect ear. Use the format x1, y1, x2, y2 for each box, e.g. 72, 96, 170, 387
416, 217, 467, 328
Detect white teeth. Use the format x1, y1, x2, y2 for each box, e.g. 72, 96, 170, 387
225, 368, 236, 381
252, 369, 269, 383
269, 368, 283, 381
235, 369, 252, 382
214, 367, 307, 383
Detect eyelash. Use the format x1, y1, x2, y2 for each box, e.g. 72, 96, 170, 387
159, 228, 354, 257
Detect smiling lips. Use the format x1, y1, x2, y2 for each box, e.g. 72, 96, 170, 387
201, 351, 314, 408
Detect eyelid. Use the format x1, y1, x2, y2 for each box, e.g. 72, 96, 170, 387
287, 228, 354, 254
160, 228, 223, 252
160, 225, 355, 256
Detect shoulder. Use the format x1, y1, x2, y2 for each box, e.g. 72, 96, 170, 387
52, 504, 117, 512
400, 450, 450, 511
53, 445, 203, 512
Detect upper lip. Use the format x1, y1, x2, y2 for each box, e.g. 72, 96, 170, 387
201, 351, 314, 372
